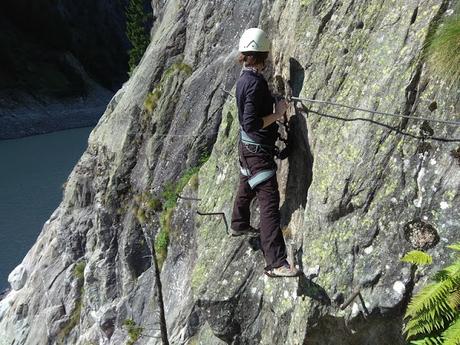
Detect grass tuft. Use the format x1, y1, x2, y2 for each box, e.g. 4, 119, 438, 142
73, 261, 86, 280
190, 174, 199, 190
57, 292, 84, 343
143, 60, 193, 113
123, 319, 143, 345
155, 207, 174, 268
425, 11, 460, 85
134, 192, 163, 224
154, 167, 199, 268
153, 153, 209, 269
144, 87, 163, 113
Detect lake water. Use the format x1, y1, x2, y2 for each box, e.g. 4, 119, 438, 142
0, 127, 93, 290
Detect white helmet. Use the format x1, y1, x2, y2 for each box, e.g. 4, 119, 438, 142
238, 28, 270, 53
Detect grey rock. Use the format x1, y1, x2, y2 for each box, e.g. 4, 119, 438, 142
0, 0, 459, 344
305, 265, 321, 279
7, 264, 27, 291
97, 304, 117, 340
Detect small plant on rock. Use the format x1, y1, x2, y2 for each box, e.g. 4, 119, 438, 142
133, 192, 162, 224
154, 155, 207, 269
143, 61, 193, 113
73, 261, 86, 280
144, 86, 163, 113
123, 319, 143, 345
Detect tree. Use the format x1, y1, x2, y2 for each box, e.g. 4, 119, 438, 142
126, 0, 151, 72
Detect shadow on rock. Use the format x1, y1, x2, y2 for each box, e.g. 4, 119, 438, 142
303, 313, 406, 345
280, 57, 314, 227
248, 236, 329, 305
297, 274, 331, 305
295, 246, 330, 305
248, 236, 262, 251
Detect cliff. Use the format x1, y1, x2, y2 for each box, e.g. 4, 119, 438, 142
0, 0, 459, 344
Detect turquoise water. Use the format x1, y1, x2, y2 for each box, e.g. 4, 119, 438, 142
0, 127, 93, 290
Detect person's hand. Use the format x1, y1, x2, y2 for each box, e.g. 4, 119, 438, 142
275, 99, 288, 119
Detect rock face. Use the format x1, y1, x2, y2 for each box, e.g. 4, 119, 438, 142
0, 0, 130, 139
0, 0, 459, 344
7, 265, 27, 291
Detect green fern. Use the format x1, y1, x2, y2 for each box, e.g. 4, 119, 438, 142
402, 250, 433, 265
448, 244, 460, 252
443, 318, 460, 345
404, 243, 460, 345
448, 290, 460, 309
411, 337, 443, 345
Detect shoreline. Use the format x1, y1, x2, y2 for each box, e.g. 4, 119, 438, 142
0, 87, 113, 140
0, 111, 102, 141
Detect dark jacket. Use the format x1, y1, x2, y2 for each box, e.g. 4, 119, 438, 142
236, 69, 278, 147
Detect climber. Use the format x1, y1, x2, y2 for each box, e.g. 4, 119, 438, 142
229, 28, 300, 278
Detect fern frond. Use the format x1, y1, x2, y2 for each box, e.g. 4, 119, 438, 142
447, 243, 460, 252
405, 318, 437, 338
438, 262, 460, 282
410, 336, 443, 345
442, 316, 460, 345
448, 290, 460, 309
406, 280, 457, 318
402, 251, 433, 265
405, 307, 455, 338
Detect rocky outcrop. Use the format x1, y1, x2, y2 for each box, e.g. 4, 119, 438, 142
0, 0, 130, 139
0, 0, 458, 344
8, 265, 27, 291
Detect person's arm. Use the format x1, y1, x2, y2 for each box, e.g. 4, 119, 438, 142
242, 80, 289, 132
261, 99, 288, 128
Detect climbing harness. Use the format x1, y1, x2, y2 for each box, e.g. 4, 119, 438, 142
240, 129, 276, 154
239, 129, 277, 189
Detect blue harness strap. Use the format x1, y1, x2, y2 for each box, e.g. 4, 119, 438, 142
248, 169, 276, 189
240, 130, 258, 145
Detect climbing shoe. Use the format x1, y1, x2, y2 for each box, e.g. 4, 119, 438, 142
229, 226, 259, 237
264, 264, 300, 278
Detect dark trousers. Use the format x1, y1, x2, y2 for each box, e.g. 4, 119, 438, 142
231, 143, 288, 270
